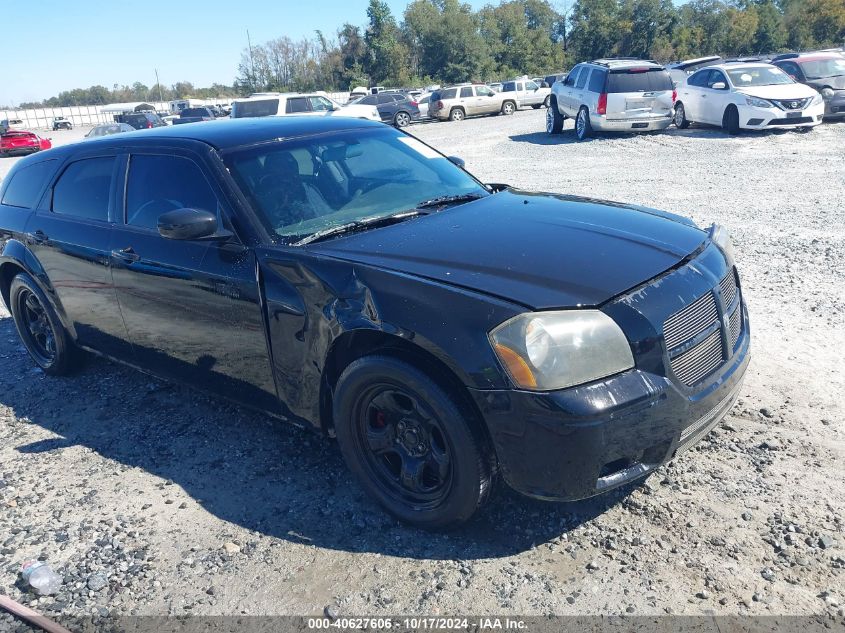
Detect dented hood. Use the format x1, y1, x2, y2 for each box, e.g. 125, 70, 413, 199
309, 191, 707, 310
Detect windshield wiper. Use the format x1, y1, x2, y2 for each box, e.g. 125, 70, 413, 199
415, 193, 485, 210
294, 210, 427, 246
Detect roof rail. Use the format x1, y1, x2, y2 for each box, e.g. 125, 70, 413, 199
771, 53, 799, 61
590, 58, 659, 67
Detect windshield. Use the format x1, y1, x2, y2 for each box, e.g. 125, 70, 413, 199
225, 127, 487, 243
727, 66, 793, 86
799, 57, 845, 79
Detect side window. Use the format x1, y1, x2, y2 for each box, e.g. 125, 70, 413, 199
707, 71, 727, 89
125, 155, 218, 231
460, 87, 473, 98
588, 70, 606, 93
309, 96, 334, 112
1, 160, 56, 209
575, 68, 590, 90
688, 70, 709, 87
360, 95, 377, 105
441, 88, 457, 99
526, 81, 539, 90
502, 82, 516, 92
285, 97, 310, 114
52, 157, 115, 222
565, 67, 581, 87
476, 86, 494, 97
377, 94, 395, 105
778, 61, 800, 78
516, 82, 524, 91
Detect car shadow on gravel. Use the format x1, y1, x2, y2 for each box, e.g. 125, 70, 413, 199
0, 314, 639, 561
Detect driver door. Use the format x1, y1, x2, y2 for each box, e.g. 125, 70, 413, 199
108, 148, 278, 412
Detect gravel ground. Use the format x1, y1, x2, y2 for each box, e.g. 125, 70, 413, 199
0, 112, 843, 626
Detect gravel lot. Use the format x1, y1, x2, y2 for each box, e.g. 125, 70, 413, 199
0, 112, 843, 625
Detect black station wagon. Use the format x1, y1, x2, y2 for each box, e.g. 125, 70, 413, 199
0, 118, 749, 527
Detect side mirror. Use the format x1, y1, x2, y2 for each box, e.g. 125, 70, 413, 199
447, 155, 465, 168
712, 82, 727, 90
158, 208, 220, 240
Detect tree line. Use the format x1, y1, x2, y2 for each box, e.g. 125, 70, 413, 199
9, 0, 844, 109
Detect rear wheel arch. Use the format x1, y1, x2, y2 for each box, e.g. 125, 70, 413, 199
1, 257, 75, 339
320, 330, 493, 453
0, 261, 27, 310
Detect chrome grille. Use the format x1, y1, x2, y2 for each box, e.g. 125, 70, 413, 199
663, 293, 718, 350
670, 330, 724, 386
728, 303, 742, 349
720, 270, 737, 309
774, 97, 812, 111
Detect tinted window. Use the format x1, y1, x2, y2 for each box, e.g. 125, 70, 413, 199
359, 95, 378, 105
575, 69, 590, 90
502, 82, 516, 92
52, 157, 115, 222
706, 70, 728, 89
1, 160, 56, 209
181, 108, 211, 117
125, 155, 218, 230
232, 99, 280, 118
688, 69, 710, 87
460, 87, 473, 98
441, 88, 457, 99
588, 70, 606, 93
776, 61, 800, 78
606, 69, 673, 93
566, 67, 581, 87
285, 97, 310, 114
377, 94, 395, 105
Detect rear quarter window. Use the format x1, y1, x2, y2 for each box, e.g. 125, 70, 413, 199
232, 99, 280, 118
1, 160, 57, 209
441, 88, 457, 99
607, 69, 674, 93
588, 70, 607, 93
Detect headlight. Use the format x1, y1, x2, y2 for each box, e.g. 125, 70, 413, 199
489, 311, 634, 391
745, 96, 771, 108
709, 223, 735, 267
821, 88, 835, 101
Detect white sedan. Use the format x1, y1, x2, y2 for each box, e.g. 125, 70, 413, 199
673, 63, 824, 133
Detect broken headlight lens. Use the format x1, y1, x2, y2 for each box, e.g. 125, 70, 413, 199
489, 311, 635, 391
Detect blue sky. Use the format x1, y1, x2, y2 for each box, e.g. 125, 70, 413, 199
2, 0, 489, 105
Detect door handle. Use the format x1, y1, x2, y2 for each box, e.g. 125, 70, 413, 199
111, 247, 140, 263
25, 230, 47, 244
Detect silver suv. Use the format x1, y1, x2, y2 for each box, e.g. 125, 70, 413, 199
547, 59, 675, 140
500, 78, 552, 109
429, 84, 518, 121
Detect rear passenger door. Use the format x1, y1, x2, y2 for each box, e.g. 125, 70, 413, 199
457, 86, 475, 114
24, 153, 133, 358
680, 69, 710, 122
377, 94, 399, 121
108, 148, 279, 412
572, 67, 591, 112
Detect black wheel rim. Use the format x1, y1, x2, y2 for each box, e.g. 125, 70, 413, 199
353, 384, 452, 509
18, 289, 56, 366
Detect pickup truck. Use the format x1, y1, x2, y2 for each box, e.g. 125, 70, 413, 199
172, 107, 216, 125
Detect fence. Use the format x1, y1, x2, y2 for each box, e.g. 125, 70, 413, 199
2, 94, 353, 131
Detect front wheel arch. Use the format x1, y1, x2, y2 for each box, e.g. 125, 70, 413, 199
320, 330, 490, 447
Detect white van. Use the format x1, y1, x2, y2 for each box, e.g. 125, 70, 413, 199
231, 92, 379, 121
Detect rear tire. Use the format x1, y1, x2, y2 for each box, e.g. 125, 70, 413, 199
449, 108, 465, 122
393, 111, 412, 128
546, 99, 564, 134
674, 102, 690, 129
501, 100, 516, 116
333, 355, 495, 529
9, 272, 78, 376
575, 107, 592, 141
722, 105, 740, 135
543, 95, 551, 108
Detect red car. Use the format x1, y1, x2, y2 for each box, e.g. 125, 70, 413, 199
0, 130, 52, 157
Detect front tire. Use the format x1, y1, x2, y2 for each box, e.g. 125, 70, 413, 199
722, 105, 740, 135
333, 356, 494, 529
575, 107, 592, 141
9, 272, 78, 375
674, 102, 690, 129
546, 99, 564, 134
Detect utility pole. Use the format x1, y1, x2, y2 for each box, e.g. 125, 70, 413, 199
154, 68, 164, 104
247, 29, 256, 91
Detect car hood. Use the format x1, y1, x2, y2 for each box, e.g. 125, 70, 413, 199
736, 83, 818, 100
308, 191, 707, 310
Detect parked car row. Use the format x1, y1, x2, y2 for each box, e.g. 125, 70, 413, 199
546, 55, 839, 140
